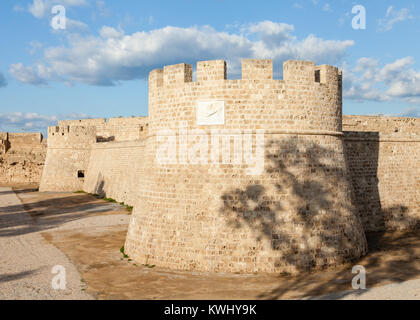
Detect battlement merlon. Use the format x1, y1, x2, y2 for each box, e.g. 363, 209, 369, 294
149, 59, 343, 88
197, 60, 227, 81
314, 64, 342, 86
164, 63, 193, 86
149, 69, 163, 89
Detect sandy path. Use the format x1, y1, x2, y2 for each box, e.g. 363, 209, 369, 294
0, 186, 130, 300
310, 279, 420, 300
1, 186, 419, 300
0, 186, 93, 299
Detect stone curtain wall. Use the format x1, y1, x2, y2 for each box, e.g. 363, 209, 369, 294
124, 59, 368, 274
83, 140, 146, 205
0, 132, 46, 185
343, 115, 420, 231
58, 117, 148, 142
39, 117, 148, 198
96, 117, 148, 142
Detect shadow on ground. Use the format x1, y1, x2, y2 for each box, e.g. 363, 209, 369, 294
257, 229, 420, 299
0, 269, 40, 284
0, 188, 126, 237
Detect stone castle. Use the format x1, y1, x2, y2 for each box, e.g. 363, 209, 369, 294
1, 59, 419, 274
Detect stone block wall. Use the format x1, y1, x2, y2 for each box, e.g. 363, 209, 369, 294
124, 59, 368, 274
58, 117, 148, 142
96, 117, 148, 142
83, 140, 146, 205
343, 115, 420, 231
7, 132, 43, 147
39, 117, 148, 201
0, 132, 46, 185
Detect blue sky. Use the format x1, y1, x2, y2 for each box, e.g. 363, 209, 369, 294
0, 0, 419, 133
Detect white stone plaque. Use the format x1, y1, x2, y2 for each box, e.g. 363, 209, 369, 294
196, 100, 225, 125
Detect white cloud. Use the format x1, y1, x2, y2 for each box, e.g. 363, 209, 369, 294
99, 26, 124, 39
343, 56, 420, 103
343, 61, 386, 102
0, 72, 7, 88
12, 21, 354, 86
9, 63, 47, 85
378, 6, 414, 31
381, 58, 420, 101
0, 112, 90, 133
28, 0, 49, 18
67, 18, 88, 30
28, 0, 87, 19
247, 21, 295, 42
353, 57, 379, 80
377, 56, 414, 81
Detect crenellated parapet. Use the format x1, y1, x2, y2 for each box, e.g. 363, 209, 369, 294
50, 116, 149, 144
147, 59, 344, 135
149, 59, 342, 87
47, 125, 97, 149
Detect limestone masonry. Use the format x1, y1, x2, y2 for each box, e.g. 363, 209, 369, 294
0, 132, 46, 185
35, 59, 419, 274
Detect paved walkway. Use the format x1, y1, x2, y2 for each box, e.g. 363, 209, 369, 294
309, 279, 420, 300
1, 186, 419, 300
0, 186, 93, 299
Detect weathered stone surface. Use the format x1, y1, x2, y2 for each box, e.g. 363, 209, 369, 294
39, 117, 148, 193
123, 59, 366, 274
343, 115, 420, 232
0, 132, 46, 185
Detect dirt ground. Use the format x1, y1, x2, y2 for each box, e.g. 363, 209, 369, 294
10, 186, 420, 299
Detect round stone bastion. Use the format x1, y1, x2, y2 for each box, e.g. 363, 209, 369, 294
124, 59, 368, 274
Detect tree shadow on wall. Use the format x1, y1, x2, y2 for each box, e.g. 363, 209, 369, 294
93, 173, 106, 198
219, 136, 419, 299
220, 136, 367, 272
344, 132, 420, 232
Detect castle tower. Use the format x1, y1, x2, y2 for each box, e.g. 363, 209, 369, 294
39, 125, 97, 191
124, 59, 367, 273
